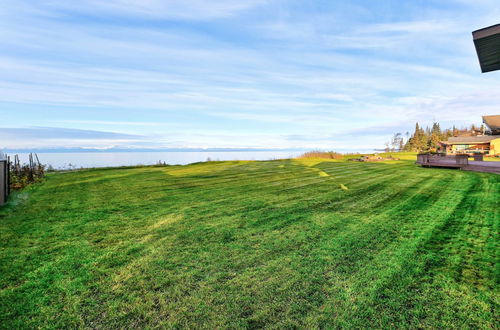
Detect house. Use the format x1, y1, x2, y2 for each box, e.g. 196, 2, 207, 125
483, 115, 500, 134
440, 115, 500, 156
440, 135, 500, 155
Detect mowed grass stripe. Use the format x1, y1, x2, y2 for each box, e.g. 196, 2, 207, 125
85, 169, 476, 328
309, 172, 481, 327
153, 162, 415, 214
170, 164, 422, 228
44, 161, 408, 213
100, 162, 427, 240
0, 158, 497, 328
66, 161, 397, 221
356, 172, 498, 328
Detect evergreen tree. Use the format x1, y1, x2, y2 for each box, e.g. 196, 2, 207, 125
395, 120, 482, 153
429, 122, 442, 151
403, 122, 426, 152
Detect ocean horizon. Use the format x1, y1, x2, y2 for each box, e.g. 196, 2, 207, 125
10, 149, 376, 169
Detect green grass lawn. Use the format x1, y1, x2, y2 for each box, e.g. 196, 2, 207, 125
0, 157, 498, 328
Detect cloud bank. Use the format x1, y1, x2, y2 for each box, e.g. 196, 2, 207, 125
0, 0, 499, 150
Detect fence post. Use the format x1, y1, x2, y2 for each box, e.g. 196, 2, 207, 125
0, 160, 6, 206
455, 154, 469, 166
7, 156, 10, 197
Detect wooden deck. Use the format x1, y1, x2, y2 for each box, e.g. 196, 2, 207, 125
416, 154, 500, 174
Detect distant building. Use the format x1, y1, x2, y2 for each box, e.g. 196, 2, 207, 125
440, 115, 500, 155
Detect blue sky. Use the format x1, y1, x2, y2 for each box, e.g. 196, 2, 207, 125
1, 0, 499, 151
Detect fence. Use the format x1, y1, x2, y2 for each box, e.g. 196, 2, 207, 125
0, 153, 46, 206
0, 156, 10, 206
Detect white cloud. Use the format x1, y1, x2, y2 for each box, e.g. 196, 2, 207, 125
28, 0, 267, 20
0, 0, 499, 151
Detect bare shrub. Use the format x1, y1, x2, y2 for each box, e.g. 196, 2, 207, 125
297, 150, 343, 159
9, 154, 45, 190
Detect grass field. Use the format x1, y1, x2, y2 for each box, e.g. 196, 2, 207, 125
0, 156, 498, 328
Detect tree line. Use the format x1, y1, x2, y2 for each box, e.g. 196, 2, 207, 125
386, 122, 485, 153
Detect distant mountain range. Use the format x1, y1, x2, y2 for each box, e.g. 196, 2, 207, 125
2, 147, 308, 153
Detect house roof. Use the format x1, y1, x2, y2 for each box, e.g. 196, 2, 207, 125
441, 135, 499, 145
483, 115, 500, 133
473, 24, 500, 73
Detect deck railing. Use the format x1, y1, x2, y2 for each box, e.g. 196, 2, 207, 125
417, 153, 469, 166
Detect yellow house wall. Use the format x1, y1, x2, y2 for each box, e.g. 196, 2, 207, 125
490, 138, 500, 155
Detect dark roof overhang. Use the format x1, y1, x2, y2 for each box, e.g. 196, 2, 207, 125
473, 24, 500, 73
